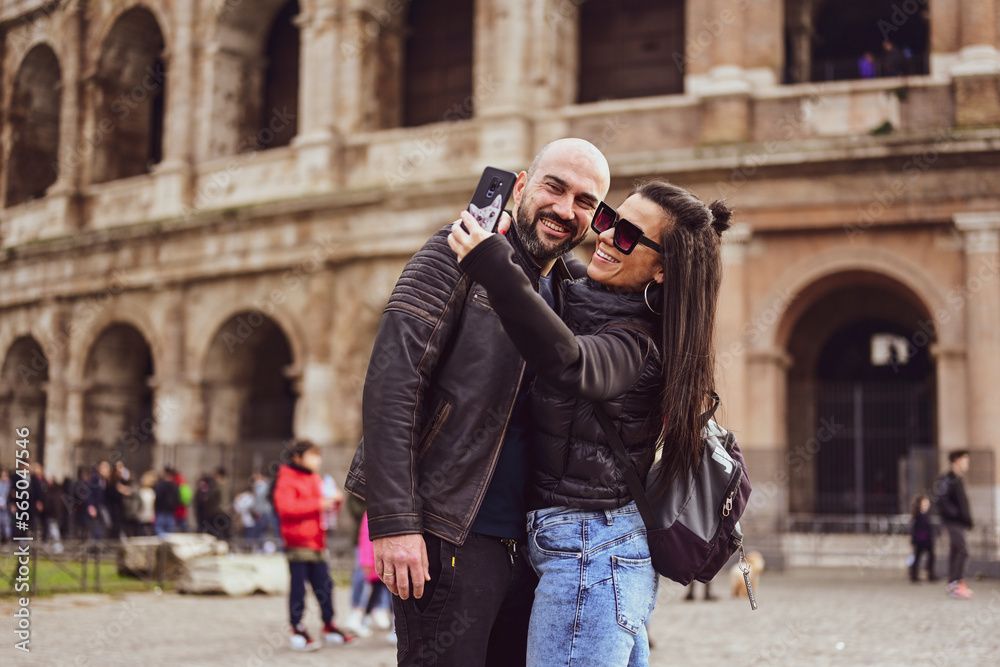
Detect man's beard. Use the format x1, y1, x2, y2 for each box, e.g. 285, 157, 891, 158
515, 201, 585, 264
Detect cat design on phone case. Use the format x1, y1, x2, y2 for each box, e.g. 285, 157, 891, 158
468, 193, 503, 231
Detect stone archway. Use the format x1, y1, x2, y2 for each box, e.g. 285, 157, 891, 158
206, 0, 300, 157
5, 44, 61, 207
80, 323, 156, 475
0, 336, 49, 465
784, 272, 938, 521
200, 311, 298, 486
91, 7, 166, 183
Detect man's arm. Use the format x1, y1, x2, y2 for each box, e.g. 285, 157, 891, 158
362, 226, 471, 598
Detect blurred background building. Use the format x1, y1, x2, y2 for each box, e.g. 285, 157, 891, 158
0, 0, 998, 566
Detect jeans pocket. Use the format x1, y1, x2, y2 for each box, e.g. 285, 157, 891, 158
530, 518, 583, 558
611, 555, 655, 635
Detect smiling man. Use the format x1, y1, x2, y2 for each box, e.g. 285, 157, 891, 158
346, 138, 609, 666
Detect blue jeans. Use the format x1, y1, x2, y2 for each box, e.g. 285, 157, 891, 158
525, 503, 657, 667
154, 513, 176, 537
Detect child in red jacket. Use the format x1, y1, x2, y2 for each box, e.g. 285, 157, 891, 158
273, 440, 355, 651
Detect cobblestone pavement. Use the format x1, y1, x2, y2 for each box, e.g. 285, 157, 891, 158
2, 568, 998, 667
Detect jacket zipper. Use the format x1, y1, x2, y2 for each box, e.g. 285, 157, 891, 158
416, 400, 453, 462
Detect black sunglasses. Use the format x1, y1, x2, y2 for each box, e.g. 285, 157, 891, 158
591, 202, 664, 255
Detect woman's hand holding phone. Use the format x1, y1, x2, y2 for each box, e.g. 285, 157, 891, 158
448, 210, 511, 261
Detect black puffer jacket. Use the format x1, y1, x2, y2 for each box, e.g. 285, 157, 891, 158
460, 235, 663, 510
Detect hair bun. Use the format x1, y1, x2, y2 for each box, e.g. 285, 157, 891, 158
708, 200, 733, 236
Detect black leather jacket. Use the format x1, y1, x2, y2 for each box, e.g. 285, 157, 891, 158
935, 471, 973, 528
344, 224, 581, 545
460, 235, 663, 510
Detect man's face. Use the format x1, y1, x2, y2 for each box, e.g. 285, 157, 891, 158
953, 454, 970, 475
511, 145, 609, 264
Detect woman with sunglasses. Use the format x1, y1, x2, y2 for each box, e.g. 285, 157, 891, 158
448, 179, 731, 666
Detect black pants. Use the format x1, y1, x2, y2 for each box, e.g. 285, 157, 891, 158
910, 542, 935, 580
393, 532, 538, 667
945, 522, 969, 583
289, 560, 335, 628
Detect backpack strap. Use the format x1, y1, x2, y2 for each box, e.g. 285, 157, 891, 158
592, 404, 658, 531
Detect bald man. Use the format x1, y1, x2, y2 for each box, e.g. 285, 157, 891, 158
346, 139, 610, 666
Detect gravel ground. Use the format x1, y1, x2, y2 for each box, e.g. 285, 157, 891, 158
1, 567, 998, 666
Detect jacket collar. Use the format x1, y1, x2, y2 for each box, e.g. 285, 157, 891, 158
562, 277, 660, 333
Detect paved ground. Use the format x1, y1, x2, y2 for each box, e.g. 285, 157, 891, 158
1, 567, 998, 666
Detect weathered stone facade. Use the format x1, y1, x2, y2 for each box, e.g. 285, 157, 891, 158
1, 0, 999, 549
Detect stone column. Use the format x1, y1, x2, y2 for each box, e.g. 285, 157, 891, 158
467, 0, 535, 164
291, 2, 341, 189
717, 224, 752, 432
335, 0, 408, 134
46, 0, 85, 234
955, 211, 1000, 555
151, 0, 196, 215
743, 0, 782, 88
688, 0, 752, 143
744, 346, 792, 534
931, 344, 969, 450
293, 361, 336, 446
954, 212, 1000, 451
950, 0, 1000, 126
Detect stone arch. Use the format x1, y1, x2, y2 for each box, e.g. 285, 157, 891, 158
0, 336, 49, 465
204, 0, 301, 158
79, 323, 156, 476
90, 5, 167, 183
67, 308, 162, 387
5, 43, 62, 206
190, 303, 307, 384
784, 0, 930, 83
755, 246, 956, 355
197, 310, 301, 488
772, 257, 945, 520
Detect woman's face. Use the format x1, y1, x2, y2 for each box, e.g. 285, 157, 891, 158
920, 497, 930, 513
587, 194, 668, 291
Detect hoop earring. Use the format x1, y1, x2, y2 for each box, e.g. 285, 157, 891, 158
644, 281, 661, 315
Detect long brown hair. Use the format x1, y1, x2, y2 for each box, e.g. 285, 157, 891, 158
634, 180, 732, 486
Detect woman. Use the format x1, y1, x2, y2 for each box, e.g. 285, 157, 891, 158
448, 179, 731, 666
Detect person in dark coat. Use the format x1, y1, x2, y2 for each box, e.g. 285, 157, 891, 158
934, 450, 974, 598
153, 468, 179, 536
449, 179, 732, 664
909, 494, 936, 582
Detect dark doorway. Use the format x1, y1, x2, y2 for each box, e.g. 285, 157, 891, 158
784, 0, 930, 83
402, 0, 474, 127
785, 279, 938, 520
578, 0, 684, 102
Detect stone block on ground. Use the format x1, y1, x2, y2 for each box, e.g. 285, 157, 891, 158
117, 534, 229, 578
174, 554, 289, 596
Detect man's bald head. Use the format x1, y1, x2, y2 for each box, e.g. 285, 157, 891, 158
526, 138, 611, 200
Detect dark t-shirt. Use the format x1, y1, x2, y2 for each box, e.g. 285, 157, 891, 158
471, 275, 556, 539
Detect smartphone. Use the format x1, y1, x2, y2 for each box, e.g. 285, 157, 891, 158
467, 167, 516, 233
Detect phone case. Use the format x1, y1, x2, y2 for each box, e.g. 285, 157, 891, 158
468, 167, 516, 233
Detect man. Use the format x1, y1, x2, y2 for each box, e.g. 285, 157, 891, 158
934, 450, 974, 599
345, 138, 610, 666
153, 468, 179, 536
85, 461, 111, 540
